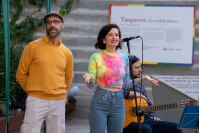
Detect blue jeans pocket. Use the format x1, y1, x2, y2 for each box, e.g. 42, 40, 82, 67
93, 91, 104, 99
92, 91, 109, 106
118, 92, 124, 100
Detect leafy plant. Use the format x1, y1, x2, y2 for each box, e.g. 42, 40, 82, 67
59, 0, 79, 16
0, 43, 25, 101
28, 0, 43, 11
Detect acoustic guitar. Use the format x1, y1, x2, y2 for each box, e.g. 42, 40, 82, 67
123, 97, 194, 128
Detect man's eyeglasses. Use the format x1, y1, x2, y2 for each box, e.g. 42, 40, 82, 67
46, 20, 62, 25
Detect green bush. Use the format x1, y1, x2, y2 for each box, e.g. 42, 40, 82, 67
0, 42, 26, 102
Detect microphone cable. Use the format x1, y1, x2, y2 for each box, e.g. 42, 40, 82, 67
139, 36, 143, 109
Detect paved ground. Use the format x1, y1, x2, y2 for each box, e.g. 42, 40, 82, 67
63, 118, 91, 133
9, 118, 107, 133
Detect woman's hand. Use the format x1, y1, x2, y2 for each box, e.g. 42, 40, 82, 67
144, 76, 159, 86
150, 117, 162, 121
83, 73, 94, 83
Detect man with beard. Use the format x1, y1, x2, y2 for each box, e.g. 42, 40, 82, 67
123, 55, 182, 133
16, 13, 73, 133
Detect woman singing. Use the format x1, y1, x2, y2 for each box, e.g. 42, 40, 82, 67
83, 24, 137, 133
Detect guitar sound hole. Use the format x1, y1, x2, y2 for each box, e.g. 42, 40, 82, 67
129, 106, 136, 116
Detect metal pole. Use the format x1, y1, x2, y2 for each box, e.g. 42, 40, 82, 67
44, 2, 51, 132
47, 0, 51, 14
2, 0, 10, 132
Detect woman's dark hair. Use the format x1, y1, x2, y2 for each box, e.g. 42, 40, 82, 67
95, 24, 122, 50
131, 55, 140, 64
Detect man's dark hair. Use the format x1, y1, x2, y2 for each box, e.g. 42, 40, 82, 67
130, 55, 140, 79
95, 24, 122, 50
131, 55, 140, 64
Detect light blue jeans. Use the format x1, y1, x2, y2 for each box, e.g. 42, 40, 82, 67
68, 86, 79, 97
89, 87, 125, 133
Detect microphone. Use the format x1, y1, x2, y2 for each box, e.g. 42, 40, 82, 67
119, 36, 140, 43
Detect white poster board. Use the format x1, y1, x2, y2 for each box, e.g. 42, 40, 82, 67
153, 76, 199, 101
109, 4, 195, 65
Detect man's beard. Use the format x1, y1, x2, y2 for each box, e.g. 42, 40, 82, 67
134, 73, 141, 79
46, 26, 61, 38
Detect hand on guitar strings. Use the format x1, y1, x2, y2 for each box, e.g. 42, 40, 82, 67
150, 117, 162, 121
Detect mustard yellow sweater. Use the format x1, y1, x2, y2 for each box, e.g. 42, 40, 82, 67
16, 35, 73, 100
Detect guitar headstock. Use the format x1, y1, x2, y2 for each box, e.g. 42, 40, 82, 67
179, 99, 194, 108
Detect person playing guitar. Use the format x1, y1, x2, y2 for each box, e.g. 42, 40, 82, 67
123, 55, 182, 133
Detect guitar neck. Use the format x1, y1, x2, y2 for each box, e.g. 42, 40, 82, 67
140, 102, 180, 112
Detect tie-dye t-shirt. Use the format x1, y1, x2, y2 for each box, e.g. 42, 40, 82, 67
86, 50, 136, 89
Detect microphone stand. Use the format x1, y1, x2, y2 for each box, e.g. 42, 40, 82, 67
125, 39, 144, 133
